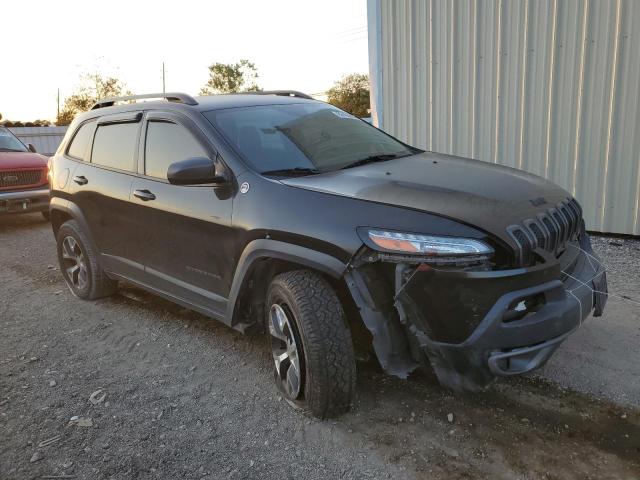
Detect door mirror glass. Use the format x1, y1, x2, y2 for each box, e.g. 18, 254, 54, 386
167, 157, 226, 186
28, 143, 37, 153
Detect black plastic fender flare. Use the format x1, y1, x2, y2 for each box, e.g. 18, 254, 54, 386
225, 239, 347, 324
49, 197, 96, 249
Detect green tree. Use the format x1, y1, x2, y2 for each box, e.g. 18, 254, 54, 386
327, 73, 370, 118
200, 59, 260, 95
57, 73, 132, 126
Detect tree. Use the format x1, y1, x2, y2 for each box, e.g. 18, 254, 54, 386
200, 59, 260, 95
327, 73, 370, 118
1, 118, 51, 127
57, 73, 132, 125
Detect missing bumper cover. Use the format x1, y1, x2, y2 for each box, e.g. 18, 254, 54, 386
346, 237, 607, 392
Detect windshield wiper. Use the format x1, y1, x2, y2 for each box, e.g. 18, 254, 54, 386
0, 148, 25, 152
261, 167, 321, 177
340, 153, 410, 170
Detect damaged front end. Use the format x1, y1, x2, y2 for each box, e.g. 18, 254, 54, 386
345, 224, 607, 392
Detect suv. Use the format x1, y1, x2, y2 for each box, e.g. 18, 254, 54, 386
0, 126, 49, 219
48, 92, 607, 418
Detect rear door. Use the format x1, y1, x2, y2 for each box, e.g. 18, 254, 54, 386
69, 112, 144, 279
130, 111, 234, 316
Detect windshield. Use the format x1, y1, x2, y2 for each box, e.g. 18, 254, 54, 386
0, 128, 27, 152
203, 103, 415, 175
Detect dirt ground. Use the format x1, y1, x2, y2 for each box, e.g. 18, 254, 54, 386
1, 213, 639, 480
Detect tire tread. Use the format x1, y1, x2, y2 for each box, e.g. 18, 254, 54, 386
270, 270, 356, 418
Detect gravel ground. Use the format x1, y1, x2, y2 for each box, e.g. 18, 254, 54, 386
1, 213, 639, 480
540, 235, 640, 408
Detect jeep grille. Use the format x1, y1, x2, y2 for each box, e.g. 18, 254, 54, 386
507, 198, 583, 266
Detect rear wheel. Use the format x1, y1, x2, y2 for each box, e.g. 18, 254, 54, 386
56, 220, 117, 300
266, 270, 356, 418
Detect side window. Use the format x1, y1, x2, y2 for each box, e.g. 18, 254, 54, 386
145, 121, 208, 179
67, 122, 95, 161
91, 122, 139, 171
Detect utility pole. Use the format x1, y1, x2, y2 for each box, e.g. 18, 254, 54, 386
162, 62, 166, 94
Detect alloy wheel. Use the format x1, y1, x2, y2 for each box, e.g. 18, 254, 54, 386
61, 236, 88, 290
269, 303, 303, 399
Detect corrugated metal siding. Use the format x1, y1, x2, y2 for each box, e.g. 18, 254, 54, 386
8, 127, 68, 157
374, 0, 640, 235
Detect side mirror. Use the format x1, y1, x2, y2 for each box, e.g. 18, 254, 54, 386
167, 157, 227, 186
28, 143, 37, 153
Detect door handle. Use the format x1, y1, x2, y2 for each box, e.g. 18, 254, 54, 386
133, 189, 156, 201
73, 175, 88, 185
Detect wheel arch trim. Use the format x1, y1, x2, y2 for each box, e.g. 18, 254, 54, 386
49, 197, 97, 251
225, 239, 347, 322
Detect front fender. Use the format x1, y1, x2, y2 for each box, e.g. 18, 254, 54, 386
225, 239, 347, 323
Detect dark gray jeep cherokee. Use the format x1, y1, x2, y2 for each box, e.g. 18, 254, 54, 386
48, 91, 607, 418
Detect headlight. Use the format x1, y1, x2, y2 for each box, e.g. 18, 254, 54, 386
365, 229, 494, 256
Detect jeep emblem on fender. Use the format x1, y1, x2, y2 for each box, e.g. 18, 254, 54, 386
240, 182, 250, 194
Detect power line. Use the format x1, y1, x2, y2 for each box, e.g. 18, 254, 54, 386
336, 26, 367, 38
337, 25, 366, 33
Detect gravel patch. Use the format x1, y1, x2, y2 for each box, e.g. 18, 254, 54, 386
1, 214, 638, 479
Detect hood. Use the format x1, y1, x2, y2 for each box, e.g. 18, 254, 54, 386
281, 152, 572, 246
0, 151, 48, 170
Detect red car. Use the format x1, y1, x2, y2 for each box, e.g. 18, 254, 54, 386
0, 126, 50, 219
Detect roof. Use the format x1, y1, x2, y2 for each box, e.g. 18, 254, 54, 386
193, 93, 318, 111
77, 93, 319, 123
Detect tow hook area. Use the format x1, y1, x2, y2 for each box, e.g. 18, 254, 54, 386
487, 329, 573, 376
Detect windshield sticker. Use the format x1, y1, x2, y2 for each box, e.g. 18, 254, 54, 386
331, 111, 357, 120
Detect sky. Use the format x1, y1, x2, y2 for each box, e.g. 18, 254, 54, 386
0, 0, 369, 121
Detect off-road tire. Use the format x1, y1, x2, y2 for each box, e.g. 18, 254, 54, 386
266, 270, 356, 418
56, 219, 117, 300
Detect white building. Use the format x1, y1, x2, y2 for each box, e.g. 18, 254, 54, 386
368, 0, 640, 235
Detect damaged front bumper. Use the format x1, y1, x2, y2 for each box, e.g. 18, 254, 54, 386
346, 232, 607, 391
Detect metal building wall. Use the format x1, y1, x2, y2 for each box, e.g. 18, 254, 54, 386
9, 127, 68, 157
369, 0, 640, 235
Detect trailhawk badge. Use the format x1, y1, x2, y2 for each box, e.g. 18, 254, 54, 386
240, 182, 250, 194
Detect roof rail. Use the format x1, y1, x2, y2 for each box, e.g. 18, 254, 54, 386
252, 90, 314, 100
91, 92, 198, 110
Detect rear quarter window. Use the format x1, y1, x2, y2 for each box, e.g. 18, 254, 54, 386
91, 123, 139, 171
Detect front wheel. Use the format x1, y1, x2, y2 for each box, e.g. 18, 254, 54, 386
266, 270, 356, 418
